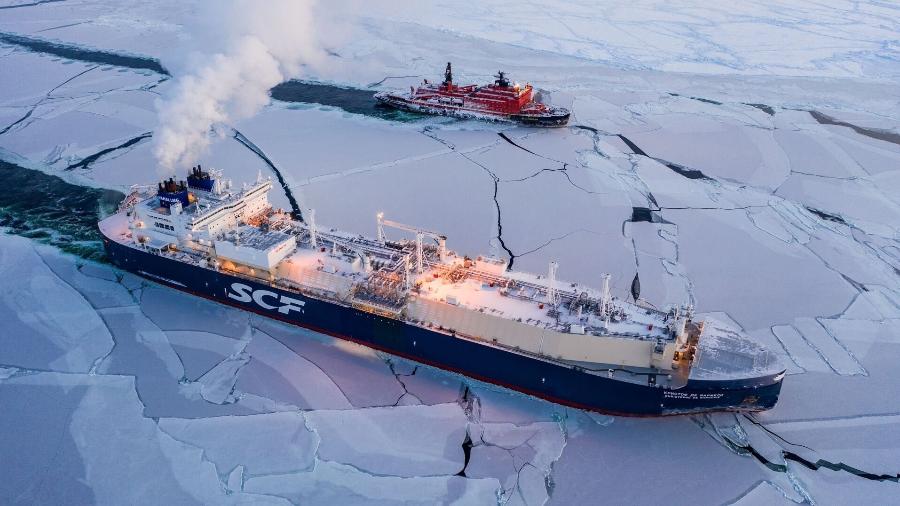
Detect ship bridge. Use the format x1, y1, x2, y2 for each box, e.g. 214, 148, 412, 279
128, 167, 273, 252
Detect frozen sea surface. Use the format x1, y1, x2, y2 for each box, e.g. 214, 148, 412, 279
1, 1, 900, 504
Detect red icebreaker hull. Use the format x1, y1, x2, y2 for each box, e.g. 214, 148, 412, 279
375, 64, 570, 127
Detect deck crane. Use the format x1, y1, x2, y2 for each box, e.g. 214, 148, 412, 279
376, 213, 447, 272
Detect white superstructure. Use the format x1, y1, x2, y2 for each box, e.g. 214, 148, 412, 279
129, 168, 286, 270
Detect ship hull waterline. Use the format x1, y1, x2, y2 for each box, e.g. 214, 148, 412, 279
102, 233, 782, 417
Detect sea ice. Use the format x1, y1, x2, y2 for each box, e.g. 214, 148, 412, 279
0, 371, 287, 505
96, 305, 255, 418
158, 411, 319, 477
549, 414, 768, 506
235, 327, 353, 410
165, 330, 245, 381
251, 316, 408, 408
305, 403, 468, 477
244, 459, 500, 505
0, 235, 113, 373
1, 1, 899, 503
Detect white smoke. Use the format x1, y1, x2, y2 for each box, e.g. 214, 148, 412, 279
153, 0, 325, 173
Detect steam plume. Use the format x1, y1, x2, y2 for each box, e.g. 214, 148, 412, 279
153, 0, 324, 173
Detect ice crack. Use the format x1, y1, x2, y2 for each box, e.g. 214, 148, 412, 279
457, 151, 518, 268
64, 132, 152, 171
0, 0, 66, 10
809, 110, 900, 146
0, 64, 98, 137
366, 75, 421, 88
704, 414, 900, 484
383, 357, 422, 406
231, 128, 304, 220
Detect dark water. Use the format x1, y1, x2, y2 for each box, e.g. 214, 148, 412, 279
1, 32, 433, 121
270, 80, 424, 121
65, 132, 152, 171
616, 134, 648, 157
232, 129, 303, 220
810, 110, 900, 146
668, 92, 722, 106
744, 103, 775, 115
630, 207, 654, 223
660, 160, 712, 180
0, 160, 123, 260
0, 31, 169, 74
734, 415, 899, 483
806, 206, 847, 225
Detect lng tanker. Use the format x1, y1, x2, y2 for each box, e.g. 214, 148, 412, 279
99, 166, 784, 415
374, 63, 570, 127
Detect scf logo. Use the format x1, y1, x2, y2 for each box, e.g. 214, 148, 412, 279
227, 282, 305, 315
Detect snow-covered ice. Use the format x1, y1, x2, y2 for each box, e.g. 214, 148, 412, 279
2, 0, 900, 503
0, 235, 113, 373
305, 403, 468, 477
158, 412, 319, 477
244, 460, 500, 506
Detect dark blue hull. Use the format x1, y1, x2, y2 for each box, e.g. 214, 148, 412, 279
101, 233, 783, 416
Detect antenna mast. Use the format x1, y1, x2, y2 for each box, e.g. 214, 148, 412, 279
307, 208, 318, 249
600, 274, 611, 315
547, 261, 559, 307
376, 212, 385, 243
416, 232, 424, 273
443, 62, 453, 86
